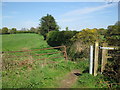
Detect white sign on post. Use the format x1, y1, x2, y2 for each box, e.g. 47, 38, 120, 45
100, 47, 116, 50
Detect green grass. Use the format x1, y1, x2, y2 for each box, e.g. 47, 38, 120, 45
2, 33, 50, 51
2, 33, 109, 88
2, 33, 78, 88
72, 73, 108, 88
2, 61, 77, 88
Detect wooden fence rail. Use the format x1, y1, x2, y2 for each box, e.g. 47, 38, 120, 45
2, 45, 68, 61
2, 46, 65, 53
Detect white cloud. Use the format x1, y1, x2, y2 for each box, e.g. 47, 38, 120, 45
57, 3, 116, 30
63, 3, 115, 17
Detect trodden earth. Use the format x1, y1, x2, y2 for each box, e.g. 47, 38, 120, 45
59, 69, 81, 88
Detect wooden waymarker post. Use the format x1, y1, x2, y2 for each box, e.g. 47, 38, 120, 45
101, 43, 108, 73
93, 42, 99, 76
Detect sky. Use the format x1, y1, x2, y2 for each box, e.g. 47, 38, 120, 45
1, 2, 118, 31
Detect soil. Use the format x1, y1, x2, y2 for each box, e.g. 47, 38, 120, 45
59, 69, 81, 88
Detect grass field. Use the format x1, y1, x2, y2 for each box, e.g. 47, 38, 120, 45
2, 33, 50, 51
2, 33, 108, 88
2, 33, 78, 88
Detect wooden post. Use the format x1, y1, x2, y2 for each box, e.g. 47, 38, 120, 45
63, 46, 68, 60
94, 42, 99, 76
89, 45, 93, 74
101, 43, 108, 73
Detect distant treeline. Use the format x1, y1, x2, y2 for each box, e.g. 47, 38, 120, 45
0, 27, 40, 34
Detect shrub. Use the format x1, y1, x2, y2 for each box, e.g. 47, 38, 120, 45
47, 31, 78, 47
10, 28, 17, 34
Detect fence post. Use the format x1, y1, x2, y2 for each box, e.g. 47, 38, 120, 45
101, 42, 108, 73
64, 46, 68, 60
94, 41, 99, 76
89, 45, 93, 74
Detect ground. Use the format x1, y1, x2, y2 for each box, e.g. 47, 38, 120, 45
59, 69, 81, 88
2, 33, 109, 88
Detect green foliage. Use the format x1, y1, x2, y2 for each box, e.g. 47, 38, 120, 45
68, 28, 107, 60
16, 30, 35, 33
3, 33, 114, 88
10, 28, 17, 34
75, 59, 89, 71
2, 33, 80, 88
105, 21, 120, 46
46, 30, 79, 60
39, 14, 59, 40
102, 21, 120, 84
30, 27, 36, 33
72, 73, 108, 88
2, 27, 9, 34
72, 28, 104, 44
47, 31, 78, 47
65, 27, 69, 31
2, 61, 76, 88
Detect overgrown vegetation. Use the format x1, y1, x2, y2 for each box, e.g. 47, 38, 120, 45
1, 13, 120, 88
2, 34, 79, 88
45, 19, 120, 87
103, 21, 120, 84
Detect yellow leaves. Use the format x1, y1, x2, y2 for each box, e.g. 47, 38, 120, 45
82, 28, 97, 34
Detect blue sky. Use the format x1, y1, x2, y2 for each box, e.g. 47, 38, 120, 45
2, 2, 118, 30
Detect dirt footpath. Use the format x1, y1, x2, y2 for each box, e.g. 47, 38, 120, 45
59, 69, 81, 88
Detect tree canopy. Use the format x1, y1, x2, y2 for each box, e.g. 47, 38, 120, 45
39, 14, 59, 40
2, 27, 9, 34
105, 21, 120, 46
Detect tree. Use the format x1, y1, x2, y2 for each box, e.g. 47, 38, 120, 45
36, 27, 41, 34
30, 27, 36, 33
39, 14, 59, 40
65, 27, 69, 31
2, 27, 9, 34
10, 28, 17, 34
105, 21, 120, 46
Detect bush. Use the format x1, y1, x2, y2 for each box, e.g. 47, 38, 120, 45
47, 31, 78, 47
10, 28, 17, 34
103, 21, 120, 83
16, 30, 35, 34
